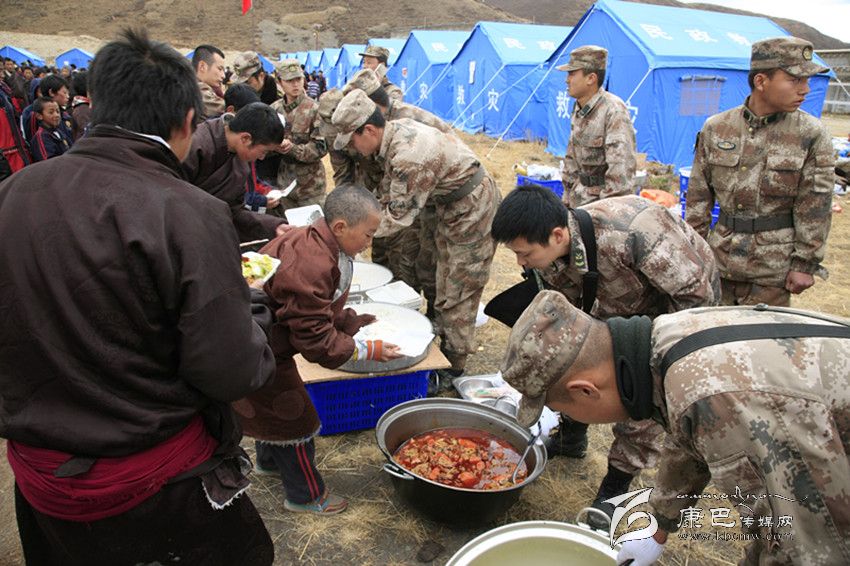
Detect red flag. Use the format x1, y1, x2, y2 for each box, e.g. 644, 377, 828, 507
242, 0, 252, 15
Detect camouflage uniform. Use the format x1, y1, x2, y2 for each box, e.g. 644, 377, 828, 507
271, 60, 328, 211
649, 306, 850, 565
685, 37, 834, 307
377, 64, 404, 102
333, 91, 499, 370
197, 79, 225, 120
558, 47, 636, 208
536, 195, 720, 475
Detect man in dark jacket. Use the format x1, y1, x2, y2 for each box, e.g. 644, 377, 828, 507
0, 29, 276, 565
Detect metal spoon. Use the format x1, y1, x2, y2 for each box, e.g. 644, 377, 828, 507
512, 424, 542, 484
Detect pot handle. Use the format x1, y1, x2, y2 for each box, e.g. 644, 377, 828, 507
382, 462, 415, 481
575, 506, 612, 533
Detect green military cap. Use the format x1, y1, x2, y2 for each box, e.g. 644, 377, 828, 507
501, 290, 593, 428
231, 52, 262, 84
359, 45, 391, 62
331, 90, 377, 150
343, 69, 382, 96
275, 58, 303, 81
750, 36, 829, 77
556, 45, 607, 72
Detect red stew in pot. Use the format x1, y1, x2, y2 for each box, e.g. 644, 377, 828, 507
393, 428, 528, 490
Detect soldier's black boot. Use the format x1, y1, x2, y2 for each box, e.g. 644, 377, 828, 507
546, 417, 589, 458
587, 464, 635, 530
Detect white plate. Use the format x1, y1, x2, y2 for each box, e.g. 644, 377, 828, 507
285, 204, 324, 227
351, 261, 393, 294
241, 252, 281, 283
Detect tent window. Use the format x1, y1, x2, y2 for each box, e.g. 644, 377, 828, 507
679, 75, 725, 116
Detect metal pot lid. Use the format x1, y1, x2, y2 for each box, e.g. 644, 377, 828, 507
446, 520, 617, 565
351, 261, 393, 294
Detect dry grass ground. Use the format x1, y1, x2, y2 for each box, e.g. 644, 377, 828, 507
0, 115, 848, 565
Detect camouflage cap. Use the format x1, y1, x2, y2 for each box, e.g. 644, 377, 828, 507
331, 89, 377, 150
231, 52, 262, 84
556, 45, 607, 72
501, 290, 593, 428
750, 36, 829, 77
275, 58, 303, 81
317, 88, 344, 138
359, 45, 390, 62
343, 68, 382, 96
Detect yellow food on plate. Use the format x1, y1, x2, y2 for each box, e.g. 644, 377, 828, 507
241, 253, 277, 285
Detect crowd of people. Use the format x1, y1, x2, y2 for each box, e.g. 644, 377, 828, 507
0, 26, 847, 566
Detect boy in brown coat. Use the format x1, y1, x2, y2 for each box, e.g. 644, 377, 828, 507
233, 184, 401, 514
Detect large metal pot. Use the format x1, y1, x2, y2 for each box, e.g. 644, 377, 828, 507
446, 519, 618, 565
375, 398, 547, 525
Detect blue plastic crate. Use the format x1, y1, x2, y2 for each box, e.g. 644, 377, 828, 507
306, 370, 429, 435
517, 174, 565, 199
679, 166, 719, 227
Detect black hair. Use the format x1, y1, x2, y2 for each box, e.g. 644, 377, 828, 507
367, 86, 390, 107
747, 68, 778, 90
192, 45, 225, 71
225, 102, 284, 146
324, 183, 381, 225
591, 68, 605, 87
72, 70, 88, 97
88, 28, 203, 140
224, 83, 260, 112
354, 107, 386, 135
33, 96, 58, 115
491, 184, 568, 245
3, 57, 13, 64
40, 74, 69, 98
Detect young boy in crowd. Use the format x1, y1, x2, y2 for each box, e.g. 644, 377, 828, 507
233, 184, 402, 515
20, 74, 71, 143
30, 96, 73, 161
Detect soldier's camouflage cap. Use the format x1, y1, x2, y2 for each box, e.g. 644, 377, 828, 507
501, 290, 593, 428
556, 45, 607, 72
750, 36, 829, 77
343, 69, 382, 96
331, 89, 376, 150
231, 52, 262, 84
317, 89, 344, 137
275, 58, 303, 81
359, 45, 390, 62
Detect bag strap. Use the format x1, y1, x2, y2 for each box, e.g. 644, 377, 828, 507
571, 208, 598, 314
661, 323, 850, 378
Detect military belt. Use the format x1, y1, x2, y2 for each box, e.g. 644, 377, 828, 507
717, 210, 794, 233
579, 173, 605, 186
435, 166, 486, 206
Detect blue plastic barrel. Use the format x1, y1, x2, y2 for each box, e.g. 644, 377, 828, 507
679, 167, 719, 227
517, 174, 565, 199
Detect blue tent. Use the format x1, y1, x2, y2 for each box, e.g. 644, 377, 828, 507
334, 44, 367, 87
258, 54, 275, 73
56, 48, 94, 69
544, 0, 832, 168
364, 38, 406, 67
305, 50, 322, 73
0, 45, 45, 67
387, 30, 468, 116
449, 22, 572, 140
185, 49, 195, 60
319, 48, 342, 86
294, 52, 309, 66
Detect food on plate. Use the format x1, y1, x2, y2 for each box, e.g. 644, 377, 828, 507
241, 253, 276, 285
394, 428, 527, 490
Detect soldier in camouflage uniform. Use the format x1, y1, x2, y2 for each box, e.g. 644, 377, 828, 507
359, 46, 404, 101
192, 45, 226, 120
270, 59, 328, 212
332, 90, 500, 378
686, 37, 834, 307
559, 46, 637, 208
491, 185, 719, 528
502, 291, 850, 566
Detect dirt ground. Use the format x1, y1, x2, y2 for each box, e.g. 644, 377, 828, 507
0, 115, 849, 565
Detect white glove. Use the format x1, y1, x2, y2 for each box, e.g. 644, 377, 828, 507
616, 537, 664, 565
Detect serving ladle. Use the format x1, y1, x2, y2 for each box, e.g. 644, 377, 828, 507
512, 423, 542, 484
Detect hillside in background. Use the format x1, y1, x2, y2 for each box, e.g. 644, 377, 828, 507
482, 0, 850, 49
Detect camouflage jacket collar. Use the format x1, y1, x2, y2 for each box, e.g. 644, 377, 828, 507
573, 88, 605, 119
741, 97, 784, 129
282, 92, 307, 113
378, 119, 400, 160
538, 210, 589, 281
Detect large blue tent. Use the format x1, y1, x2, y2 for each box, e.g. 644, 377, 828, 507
56, 48, 94, 69
387, 30, 468, 116
0, 45, 45, 67
319, 48, 342, 87
364, 38, 406, 67
334, 44, 367, 88
294, 52, 309, 66
258, 54, 275, 73
305, 50, 323, 73
544, 0, 831, 168
449, 22, 572, 140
